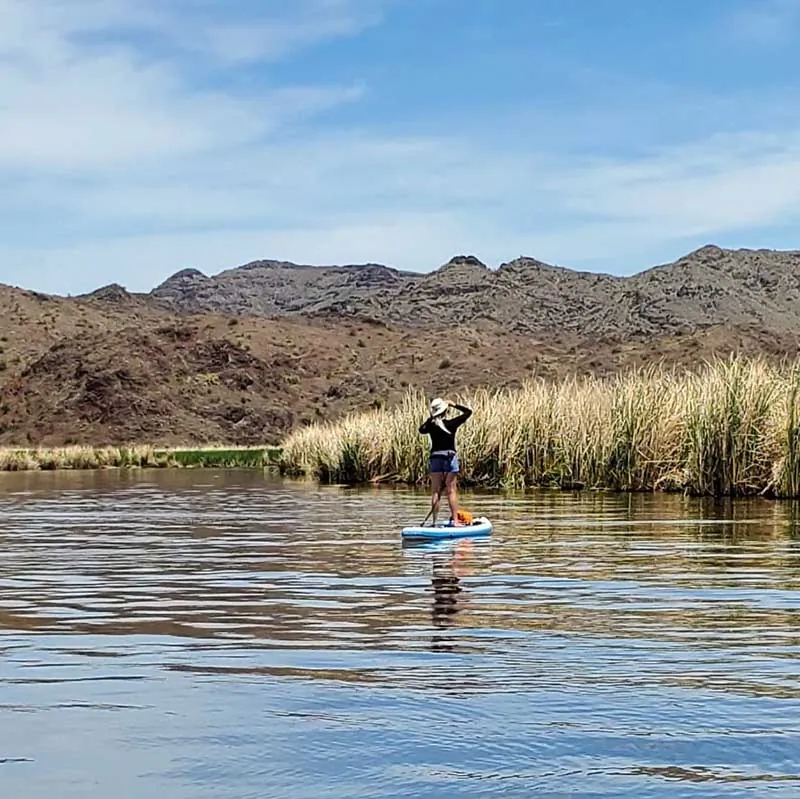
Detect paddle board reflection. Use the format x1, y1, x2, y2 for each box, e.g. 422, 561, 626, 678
402, 535, 491, 649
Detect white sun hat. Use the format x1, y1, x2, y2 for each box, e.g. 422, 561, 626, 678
429, 397, 448, 418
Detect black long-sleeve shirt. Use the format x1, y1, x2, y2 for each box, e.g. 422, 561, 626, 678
419, 404, 472, 453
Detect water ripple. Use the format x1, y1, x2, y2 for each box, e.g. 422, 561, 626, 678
2, 469, 800, 797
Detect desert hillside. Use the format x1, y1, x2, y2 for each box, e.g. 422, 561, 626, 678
1, 245, 800, 446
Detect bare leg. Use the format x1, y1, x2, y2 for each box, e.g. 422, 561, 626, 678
445, 472, 461, 525
430, 472, 444, 526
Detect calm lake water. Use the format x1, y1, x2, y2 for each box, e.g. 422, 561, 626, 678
2, 470, 800, 798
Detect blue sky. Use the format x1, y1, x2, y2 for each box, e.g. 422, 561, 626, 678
2, 0, 800, 294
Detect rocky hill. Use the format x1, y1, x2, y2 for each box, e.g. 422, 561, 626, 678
2, 244, 800, 447
148, 245, 800, 337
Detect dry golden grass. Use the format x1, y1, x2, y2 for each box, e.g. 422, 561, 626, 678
0, 445, 282, 471
279, 356, 800, 497
0, 445, 158, 471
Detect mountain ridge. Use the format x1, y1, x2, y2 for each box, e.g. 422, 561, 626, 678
8, 243, 800, 340
140, 244, 800, 337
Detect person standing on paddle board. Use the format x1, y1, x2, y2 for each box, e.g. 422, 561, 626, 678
419, 398, 472, 526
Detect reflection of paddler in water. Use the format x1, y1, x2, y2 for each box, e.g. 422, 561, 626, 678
430, 539, 473, 632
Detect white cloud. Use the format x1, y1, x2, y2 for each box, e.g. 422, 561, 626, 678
2, 0, 800, 295
7, 120, 800, 293
192, 1, 385, 64
725, 0, 800, 43
554, 132, 800, 230
0, 212, 471, 294
0, 0, 369, 173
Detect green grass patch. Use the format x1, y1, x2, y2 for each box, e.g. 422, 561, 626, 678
157, 447, 281, 469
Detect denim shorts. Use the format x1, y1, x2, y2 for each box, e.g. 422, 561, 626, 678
430, 452, 460, 474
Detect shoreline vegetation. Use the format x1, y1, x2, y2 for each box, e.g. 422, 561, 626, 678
279, 357, 800, 499
7, 356, 800, 500
0, 445, 282, 472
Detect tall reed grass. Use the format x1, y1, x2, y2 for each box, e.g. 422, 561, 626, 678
0, 445, 282, 472
279, 356, 800, 497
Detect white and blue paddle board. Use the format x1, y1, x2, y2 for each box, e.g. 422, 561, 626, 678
401, 516, 493, 541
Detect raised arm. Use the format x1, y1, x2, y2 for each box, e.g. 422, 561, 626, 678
419, 417, 432, 434
448, 403, 472, 428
